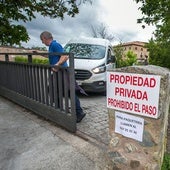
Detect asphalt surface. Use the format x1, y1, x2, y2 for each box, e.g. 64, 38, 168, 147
0, 94, 111, 170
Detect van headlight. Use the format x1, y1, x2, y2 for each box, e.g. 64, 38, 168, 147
92, 64, 106, 74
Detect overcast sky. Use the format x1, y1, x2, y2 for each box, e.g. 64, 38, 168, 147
21, 0, 155, 48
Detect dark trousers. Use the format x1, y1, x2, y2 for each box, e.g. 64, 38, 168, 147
75, 93, 83, 116
51, 71, 83, 117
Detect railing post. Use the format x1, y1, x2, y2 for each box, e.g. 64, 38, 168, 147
28, 54, 32, 63
5, 54, 9, 62
69, 53, 76, 121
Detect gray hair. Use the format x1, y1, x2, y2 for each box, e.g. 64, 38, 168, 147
40, 31, 53, 40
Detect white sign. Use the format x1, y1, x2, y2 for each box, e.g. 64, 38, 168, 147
107, 72, 161, 118
115, 111, 144, 142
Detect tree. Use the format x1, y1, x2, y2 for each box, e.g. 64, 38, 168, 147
135, 0, 170, 69
90, 23, 115, 41
113, 43, 125, 68
0, 0, 91, 46
114, 43, 137, 68
146, 38, 170, 68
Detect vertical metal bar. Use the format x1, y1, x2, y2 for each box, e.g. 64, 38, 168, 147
63, 68, 69, 113
44, 67, 49, 105
58, 70, 64, 110
19, 64, 24, 95
17, 63, 22, 94
5, 54, 9, 62
12, 63, 17, 91
68, 53, 76, 118
15, 63, 20, 93
25, 64, 29, 97
48, 68, 54, 106
28, 65, 33, 98
23, 64, 27, 96
32, 65, 36, 100
28, 54, 32, 63
40, 66, 45, 104
35, 66, 39, 101
53, 71, 59, 109
36, 66, 41, 102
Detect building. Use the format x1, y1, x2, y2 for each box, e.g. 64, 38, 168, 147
114, 41, 149, 64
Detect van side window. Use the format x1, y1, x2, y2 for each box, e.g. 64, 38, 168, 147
107, 49, 112, 64
107, 48, 115, 64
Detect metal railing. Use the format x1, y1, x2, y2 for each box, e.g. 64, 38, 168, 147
0, 52, 77, 132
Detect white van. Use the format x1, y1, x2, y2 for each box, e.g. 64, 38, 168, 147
64, 37, 116, 93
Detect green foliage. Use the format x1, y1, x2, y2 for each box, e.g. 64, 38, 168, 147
14, 56, 28, 63
125, 51, 137, 66
14, 56, 49, 64
135, 0, 170, 69
114, 43, 125, 68
114, 44, 137, 68
0, 0, 91, 46
146, 38, 170, 69
161, 153, 170, 170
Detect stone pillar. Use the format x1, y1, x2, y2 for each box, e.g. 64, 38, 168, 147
107, 65, 170, 169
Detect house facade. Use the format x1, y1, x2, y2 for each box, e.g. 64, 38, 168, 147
114, 41, 149, 64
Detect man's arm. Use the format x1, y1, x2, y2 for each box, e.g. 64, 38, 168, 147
55, 55, 69, 66
52, 55, 68, 72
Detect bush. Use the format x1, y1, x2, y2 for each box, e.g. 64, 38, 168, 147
15, 56, 28, 63
14, 56, 49, 64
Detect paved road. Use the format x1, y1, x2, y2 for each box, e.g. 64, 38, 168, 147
0, 96, 112, 170
77, 93, 110, 147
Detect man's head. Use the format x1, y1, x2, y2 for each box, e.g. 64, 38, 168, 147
40, 31, 53, 46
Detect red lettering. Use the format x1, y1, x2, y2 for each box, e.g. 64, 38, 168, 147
132, 76, 138, 86
125, 75, 131, 84
142, 91, 148, 100
109, 74, 157, 88
143, 78, 149, 87
115, 87, 119, 95
142, 104, 157, 115
119, 88, 124, 96
134, 103, 140, 112
115, 75, 119, 83
110, 74, 114, 82
138, 77, 143, 86
120, 75, 125, 84
107, 98, 133, 110
108, 98, 112, 105
114, 87, 148, 100
131, 90, 136, 98
150, 78, 156, 87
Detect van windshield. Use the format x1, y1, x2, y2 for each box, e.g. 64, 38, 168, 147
64, 43, 106, 59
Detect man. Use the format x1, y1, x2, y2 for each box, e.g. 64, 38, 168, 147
40, 31, 86, 123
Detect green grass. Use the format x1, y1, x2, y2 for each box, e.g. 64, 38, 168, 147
162, 153, 170, 170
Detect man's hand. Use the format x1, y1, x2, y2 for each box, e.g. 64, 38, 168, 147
52, 64, 60, 72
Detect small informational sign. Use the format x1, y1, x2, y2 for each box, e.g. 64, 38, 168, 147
115, 111, 144, 142
107, 72, 161, 118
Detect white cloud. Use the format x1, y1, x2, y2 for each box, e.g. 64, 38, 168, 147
21, 0, 155, 48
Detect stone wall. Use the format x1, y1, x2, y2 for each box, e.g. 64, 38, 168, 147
107, 65, 170, 170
